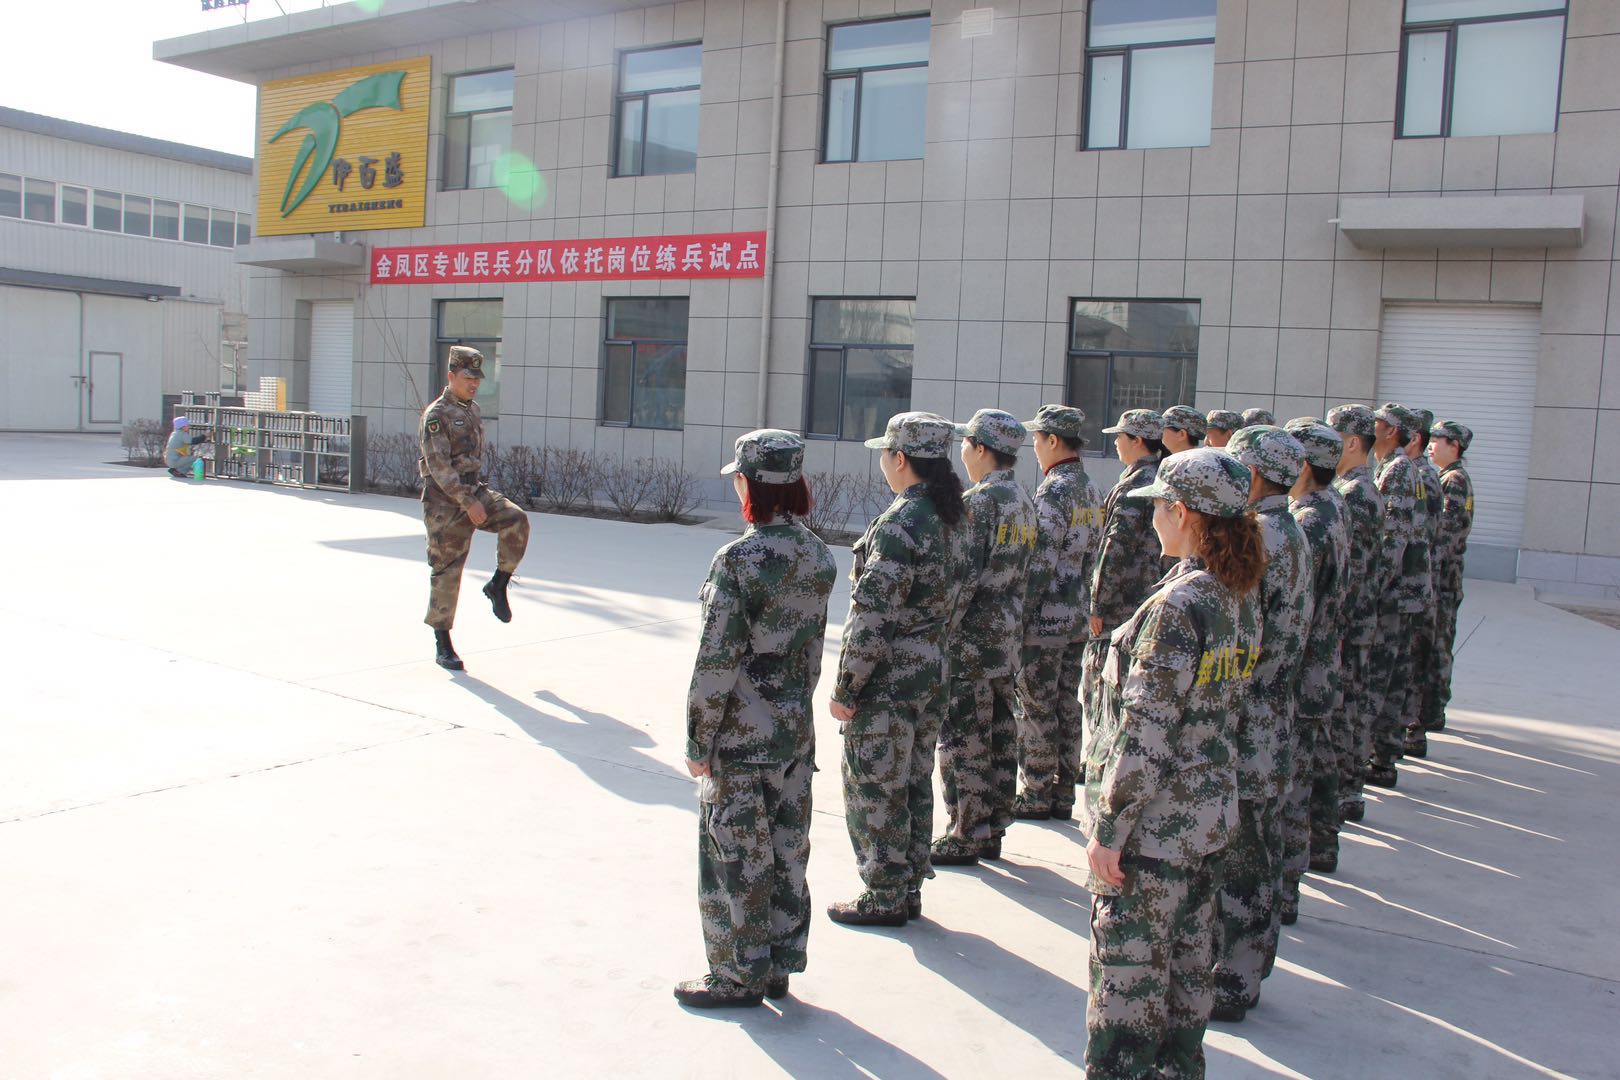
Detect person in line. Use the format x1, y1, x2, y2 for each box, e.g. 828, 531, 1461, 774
1079, 448, 1264, 1080
1240, 408, 1276, 428
1425, 420, 1476, 733
932, 410, 1037, 866
1401, 408, 1444, 760
1161, 405, 1207, 454
1010, 406, 1101, 822
165, 416, 207, 477
418, 346, 531, 670
675, 430, 837, 1009
1364, 403, 1420, 788
1205, 410, 1242, 449
1211, 425, 1312, 1024
829, 413, 966, 926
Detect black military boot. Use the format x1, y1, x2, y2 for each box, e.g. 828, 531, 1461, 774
827, 892, 908, 927
1365, 758, 1398, 788
434, 629, 464, 671
482, 570, 513, 623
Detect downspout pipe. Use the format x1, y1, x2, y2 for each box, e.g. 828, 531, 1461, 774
754, 0, 789, 429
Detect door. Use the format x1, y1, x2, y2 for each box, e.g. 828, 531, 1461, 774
1376, 303, 1540, 582
308, 301, 354, 415
87, 351, 123, 425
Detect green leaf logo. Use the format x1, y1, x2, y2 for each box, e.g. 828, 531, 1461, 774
269, 70, 407, 217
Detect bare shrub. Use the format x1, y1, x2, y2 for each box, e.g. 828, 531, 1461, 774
121, 419, 167, 466
853, 473, 895, 524
650, 457, 703, 522
803, 470, 855, 540
601, 456, 659, 519
545, 447, 601, 512
485, 443, 548, 508
365, 432, 423, 495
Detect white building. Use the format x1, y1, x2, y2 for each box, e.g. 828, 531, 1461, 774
0, 108, 255, 432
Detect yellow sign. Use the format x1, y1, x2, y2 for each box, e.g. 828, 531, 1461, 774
256, 56, 430, 236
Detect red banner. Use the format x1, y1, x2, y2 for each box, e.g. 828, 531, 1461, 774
369, 230, 766, 284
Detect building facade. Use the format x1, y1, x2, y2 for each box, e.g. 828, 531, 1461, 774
0, 108, 255, 432
158, 0, 1620, 597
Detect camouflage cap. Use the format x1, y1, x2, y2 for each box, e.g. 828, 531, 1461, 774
1205, 409, 1243, 432
448, 345, 486, 378
1374, 401, 1418, 435
955, 408, 1028, 457
1327, 403, 1376, 442
1431, 419, 1473, 453
1227, 424, 1308, 487
1161, 405, 1208, 439
1022, 404, 1086, 442
864, 410, 954, 459
1241, 407, 1276, 428
721, 428, 804, 484
1124, 446, 1253, 518
1101, 409, 1164, 440
1412, 408, 1435, 434
1284, 417, 1344, 470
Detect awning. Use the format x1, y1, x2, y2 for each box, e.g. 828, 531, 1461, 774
236, 237, 370, 273
1337, 194, 1585, 250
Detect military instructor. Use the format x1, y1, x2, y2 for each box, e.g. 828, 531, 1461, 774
418, 346, 531, 670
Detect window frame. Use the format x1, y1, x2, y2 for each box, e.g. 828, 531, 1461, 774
803, 295, 916, 442
600, 297, 691, 431
1081, 3, 1217, 151
442, 66, 516, 192
613, 42, 703, 179
0, 172, 242, 244
820, 14, 931, 165
1395, 1, 1568, 139
434, 298, 504, 419
1065, 297, 1199, 458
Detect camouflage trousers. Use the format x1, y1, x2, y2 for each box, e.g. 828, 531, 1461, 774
1279, 713, 1337, 904
1086, 851, 1223, 1080
1402, 603, 1439, 737
842, 700, 942, 908
1213, 798, 1281, 1008
939, 675, 1018, 841
1015, 640, 1086, 809
1430, 578, 1465, 725
422, 488, 530, 630
699, 755, 814, 989
1366, 603, 1414, 764
1338, 638, 1373, 814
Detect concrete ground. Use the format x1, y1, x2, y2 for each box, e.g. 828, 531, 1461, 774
1, 432, 1615, 1080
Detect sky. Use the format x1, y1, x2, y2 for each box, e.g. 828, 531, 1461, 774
0, 0, 343, 158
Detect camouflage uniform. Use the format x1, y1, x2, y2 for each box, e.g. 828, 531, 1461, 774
1083, 410, 1166, 765
1367, 404, 1421, 775
936, 411, 1037, 855
1162, 405, 1208, 450
684, 432, 837, 1000
1077, 449, 1259, 1079
1212, 426, 1312, 1013
419, 349, 530, 630
1282, 420, 1352, 887
1428, 422, 1476, 730
1403, 422, 1445, 754
833, 413, 967, 920
1327, 405, 1385, 819
1014, 406, 1103, 816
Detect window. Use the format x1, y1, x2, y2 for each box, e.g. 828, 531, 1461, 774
1067, 299, 1199, 454
210, 208, 236, 247
23, 179, 55, 222
443, 69, 514, 190
123, 194, 151, 236
236, 214, 252, 246
182, 204, 209, 244
436, 300, 503, 417
61, 185, 87, 226
615, 44, 702, 178
602, 298, 689, 430
823, 17, 929, 163
153, 199, 179, 240
1084, 0, 1215, 150
0, 174, 18, 218
93, 190, 122, 232
1398, 0, 1566, 137
806, 298, 914, 441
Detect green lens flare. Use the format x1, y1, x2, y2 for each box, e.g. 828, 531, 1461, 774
354, 0, 384, 12
495, 153, 547, 210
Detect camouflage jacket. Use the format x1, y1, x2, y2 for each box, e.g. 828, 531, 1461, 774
1290, 487, 1351, 721
1235, 495, 1313, 803
1374, 451, 1417, 604
1435, 462, 1475, 586
1022, 460, 1103, 645
1399, 455, 1440, 612
1077, 558, 1258, 874
686, 517, 838, 765
419, 389, 485, 506
833, 485, 967, 727
1089, 457, 1163, 631
1333, 463, 1385, 649
953, 470, 1038, 679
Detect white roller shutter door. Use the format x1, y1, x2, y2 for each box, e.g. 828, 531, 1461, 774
309, 301, 354, 415
1376, 303, 1538, 553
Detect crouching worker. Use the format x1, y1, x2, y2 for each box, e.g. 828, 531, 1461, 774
675, 430, 837, 1009
166, 416, 207, 477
